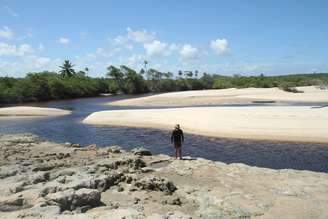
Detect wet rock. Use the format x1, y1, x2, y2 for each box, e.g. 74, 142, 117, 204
132, 147, 152, 156
134, 176, 177, 195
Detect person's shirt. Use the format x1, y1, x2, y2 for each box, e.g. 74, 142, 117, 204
171, 129, 184, 143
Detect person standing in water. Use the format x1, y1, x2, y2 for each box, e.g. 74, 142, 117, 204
171, 124, 184, 159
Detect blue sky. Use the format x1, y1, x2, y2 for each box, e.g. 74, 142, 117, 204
0, 0, 327, 77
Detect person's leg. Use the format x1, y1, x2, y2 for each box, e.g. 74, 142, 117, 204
175, 148, 178, 159
178, 147, 182, 159
173, 143, 177, 158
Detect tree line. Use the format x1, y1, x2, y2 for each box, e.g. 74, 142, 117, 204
1, 60, 328, 104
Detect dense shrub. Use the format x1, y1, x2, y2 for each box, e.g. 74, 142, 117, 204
1, 66, 327, 105
0, 72, 110, 104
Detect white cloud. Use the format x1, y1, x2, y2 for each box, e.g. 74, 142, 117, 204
0, 26, 14, 39
144, 40, 171, 57
111, 27, 156, 50
0, 43, 34, 56
113, 35, 128, 45
127, 27, 155, 43
0, 56, 61, 76
57, 37, 70, 44
125, 54, 145, 68
19, 44, 34, 54
31, 57, 51, 68
210, 38, 229, 55
169, 43, 179, 51
179, 44, 199, 60
86, 53, 97, 59
111, 35, 134, 50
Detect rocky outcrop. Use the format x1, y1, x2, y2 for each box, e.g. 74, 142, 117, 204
46, 188, 101, 211
131, 147, 152, 156
0, 133, 327, 219
134, 176, 177, 195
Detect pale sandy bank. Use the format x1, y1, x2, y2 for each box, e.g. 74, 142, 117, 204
0, 106, 71, 117
83, 106, 328, 143
109, 86, 328, 106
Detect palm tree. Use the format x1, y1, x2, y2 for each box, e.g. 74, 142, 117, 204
59, 60, 75, 77
84, 67, 89, 76
144, 60, 148, 72
144, 60, 149, 80
195, 70, 199, 78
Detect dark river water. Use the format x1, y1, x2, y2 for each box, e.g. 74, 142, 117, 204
0, 96, 327, 173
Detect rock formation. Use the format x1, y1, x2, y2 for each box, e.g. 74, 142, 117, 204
0, 133, 327, 218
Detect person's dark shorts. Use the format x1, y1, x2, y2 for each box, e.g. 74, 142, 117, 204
174, 141, 182, 148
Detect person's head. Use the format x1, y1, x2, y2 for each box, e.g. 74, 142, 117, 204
175, 124, 180, 130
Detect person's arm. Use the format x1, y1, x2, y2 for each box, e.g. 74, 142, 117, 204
171, 131, 174, 143
181, 130, 184, 142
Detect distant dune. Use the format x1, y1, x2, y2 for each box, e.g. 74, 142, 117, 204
108, 86, 328, 107
0, 106, 71, 117
83, 106, 328, 143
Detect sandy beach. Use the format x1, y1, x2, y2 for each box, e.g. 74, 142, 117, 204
109, 86, 328, 106
83, 106, 328, 143
0, 106, 71, 117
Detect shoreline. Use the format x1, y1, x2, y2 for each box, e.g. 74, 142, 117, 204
83, 106, 328, 144
108, 86, 328, 107
0, 106, 71, 117
86, 122, 328, 145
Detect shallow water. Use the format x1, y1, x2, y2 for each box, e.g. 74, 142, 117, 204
0, 96, 327, 173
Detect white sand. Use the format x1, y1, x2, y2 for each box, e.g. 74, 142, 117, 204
0, 106, 71, 117
109, 86, 328, 106
83, 106, 328, 143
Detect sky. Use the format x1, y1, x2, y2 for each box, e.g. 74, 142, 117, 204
0, 0, 327, 77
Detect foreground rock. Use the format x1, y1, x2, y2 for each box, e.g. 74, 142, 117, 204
0, 133, 327, 218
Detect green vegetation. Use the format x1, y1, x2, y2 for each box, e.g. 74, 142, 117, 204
0, 72, 110, 104
1, 59, 328, 104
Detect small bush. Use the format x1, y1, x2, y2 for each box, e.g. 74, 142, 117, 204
279, 83, 304, 93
